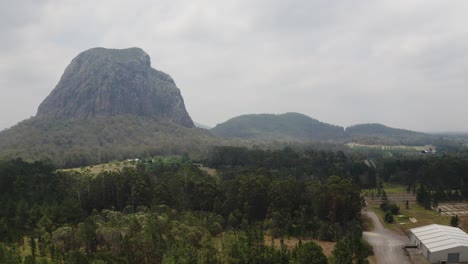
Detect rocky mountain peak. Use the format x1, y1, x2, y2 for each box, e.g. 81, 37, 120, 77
37, 47, 194, 127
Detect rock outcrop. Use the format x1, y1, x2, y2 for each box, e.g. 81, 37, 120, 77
37, 47, 194, 127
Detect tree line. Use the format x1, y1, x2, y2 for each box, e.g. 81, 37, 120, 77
378, 155, 468, 208
0, 147, 371, 263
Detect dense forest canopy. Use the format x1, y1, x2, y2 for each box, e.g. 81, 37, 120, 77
0, 147, 371, 263
3, 144, 468, 263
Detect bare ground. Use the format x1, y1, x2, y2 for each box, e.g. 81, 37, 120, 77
264, 235, 336, 257
363, 210, 412, 264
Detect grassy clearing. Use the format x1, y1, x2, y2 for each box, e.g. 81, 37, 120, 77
60, 161, 136, 174
362, 183, 410, 196
398, 203, 450, 229
366, 182, 450, 235
382, 183, 408, 194
372, 202, 450, 233
347, 143, 431, 151
347, 143, 432, 157
194, 164, 218, 176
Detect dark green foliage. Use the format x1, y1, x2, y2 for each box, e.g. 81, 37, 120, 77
416, 184, 432, 209
329, 236, 371, 264
0, 149, 369, 263
380, 202, 400, 215
329, 238, 353, 264
207, 146, 376, 187
0, 244, 21, 264
451, 215, 459, 227
80, 217, 97, 255
384, 212, 394, 223
65, 250, 89, 264
290, 241, 327, 264
381, 156, 468, 208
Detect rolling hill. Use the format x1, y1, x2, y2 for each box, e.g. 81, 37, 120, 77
345, 123, 435, 145
211, 112, 349, 142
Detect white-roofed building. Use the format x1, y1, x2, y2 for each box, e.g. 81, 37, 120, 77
409, 224, 468, 263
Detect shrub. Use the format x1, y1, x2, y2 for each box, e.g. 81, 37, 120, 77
379, 202, 388, 211
384, 212, 394, 223
451, 215, 459, 227
380, 202, 400, 215
388, 203, 400, 215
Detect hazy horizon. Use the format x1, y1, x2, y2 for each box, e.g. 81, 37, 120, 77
2, 0, 468, 132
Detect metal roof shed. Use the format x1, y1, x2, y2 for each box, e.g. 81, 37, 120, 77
409, 224, 468, 263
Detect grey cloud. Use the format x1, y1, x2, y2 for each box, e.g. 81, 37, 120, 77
1, 0, 468, 132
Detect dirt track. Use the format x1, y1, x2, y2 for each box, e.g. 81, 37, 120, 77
363, 210, 411, 264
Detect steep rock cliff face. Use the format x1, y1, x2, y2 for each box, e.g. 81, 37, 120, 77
37, 47, 194, 127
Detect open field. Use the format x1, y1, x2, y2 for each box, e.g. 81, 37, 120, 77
382, 183, 410, 193
194, 163, 218, 176
364, 183, 450, 232
60, 161, 136, 174
347, 143, 433, 157
365, 193, 416, 206
363, 184, 416, 205
438, 202, 468, 217
371, 202, 450, 233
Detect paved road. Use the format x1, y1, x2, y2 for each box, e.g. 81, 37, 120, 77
363, 210, 411, 264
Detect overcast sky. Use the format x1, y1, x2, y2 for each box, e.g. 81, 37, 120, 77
1, 0, 468, 132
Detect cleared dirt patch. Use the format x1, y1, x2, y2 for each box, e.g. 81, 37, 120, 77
60, 161, 136, 174
197, 165, 217, 176
438, 202, 468, 216
264, 235, 336, 257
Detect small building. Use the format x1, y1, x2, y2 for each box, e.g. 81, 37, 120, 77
409, 224, 468, 263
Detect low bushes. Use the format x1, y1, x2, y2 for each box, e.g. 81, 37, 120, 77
380, 202, 399, 223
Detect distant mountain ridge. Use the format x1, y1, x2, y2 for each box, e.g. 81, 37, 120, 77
211, 113, 435, 145
211, 112, 349, 141
345, 123, 425, 137
345, 123, 434, 145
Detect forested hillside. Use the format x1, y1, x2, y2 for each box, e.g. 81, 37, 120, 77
211, 113, 349, 142
0, 116, 218, 168
0, 148, 372, 263
346, 123, 434, 145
